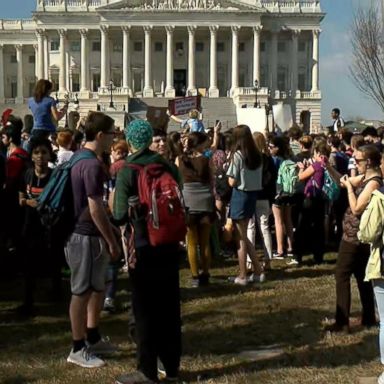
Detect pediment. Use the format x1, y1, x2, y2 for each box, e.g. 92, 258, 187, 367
97, 0, 263, 12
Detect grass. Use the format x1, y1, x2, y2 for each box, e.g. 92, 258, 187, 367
0, 252, 382, 384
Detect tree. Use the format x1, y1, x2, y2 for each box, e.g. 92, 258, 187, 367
350, 2, 384, 112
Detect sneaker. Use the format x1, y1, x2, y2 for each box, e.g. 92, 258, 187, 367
198, 273, 210, 286
191, 277, 199, 288
247, 273, 266, 283
115, 371, 156, 384
272, 252, 285, 260
158, 359, 166, 378
87, 336, 118, 355
103, 298, 116, 313
378, 372, 384, 384
67, 347, 105, 368
233, 276, 247, 286
286, 259, 299, 266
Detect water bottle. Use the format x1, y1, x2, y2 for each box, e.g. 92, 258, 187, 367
128, 195, 149, 248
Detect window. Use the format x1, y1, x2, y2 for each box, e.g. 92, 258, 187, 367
92, 73, 100, 92
155, 42, 163, 52
92, 41, 101, 52
277, 70, 287, 91
217, 42, 225, 52
175, 42, 184, 51
196, 42, 204, 52
278, 42, 286, 52
29, 55, 35, 64
72, 73, 80, 92
299, 41, 306, 52
70, 41, 81, 52
298, 73, 306, 90
239, 42, 245, 52
112, 73, 122, 87
134, 42, 143, 52
50, 40, 60, 51
10, 55, 17, 63
260, 42, 266, 52
113, 42, 122, 52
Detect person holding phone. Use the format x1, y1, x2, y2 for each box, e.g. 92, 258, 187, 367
293, 140, 330, 265
326, 144, 382, 333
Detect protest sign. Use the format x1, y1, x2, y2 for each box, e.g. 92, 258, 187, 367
168, 96, 201, 116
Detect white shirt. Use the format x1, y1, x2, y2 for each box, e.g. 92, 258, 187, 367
333, 117, 345, 132
57, 147, 74, 165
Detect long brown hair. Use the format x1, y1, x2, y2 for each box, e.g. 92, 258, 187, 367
231, 125, 261, 170
252, 132, 269, 155
33, 79, 53, 102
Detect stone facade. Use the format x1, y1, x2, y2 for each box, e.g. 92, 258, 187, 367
0, 0, 324, 131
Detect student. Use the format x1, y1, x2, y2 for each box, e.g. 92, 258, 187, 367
294, 140, 330, 265
326, 145, 382, 333
176, 132, 215, 287
227, 125, 265, 286
56, 130, 74, 165
65, 112, 120, 368
28, 79, 68, 140
18, 138, 58, 315
330, 108, 345, 133
113, 120, 182, 384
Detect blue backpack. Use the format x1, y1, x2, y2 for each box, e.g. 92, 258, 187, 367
37, 150, 96, 246
322, 169, 340, 202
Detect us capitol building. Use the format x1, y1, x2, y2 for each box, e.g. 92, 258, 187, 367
0, 0, 324, 131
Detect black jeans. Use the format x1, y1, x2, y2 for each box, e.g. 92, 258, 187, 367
295, 196, 325, 263
129, 245, 181, 381
335, 240, 376, 326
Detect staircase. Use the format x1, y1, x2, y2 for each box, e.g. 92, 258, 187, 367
128, 97, 237, 132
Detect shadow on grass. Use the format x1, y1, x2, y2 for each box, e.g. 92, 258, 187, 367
2, 376, 37, 384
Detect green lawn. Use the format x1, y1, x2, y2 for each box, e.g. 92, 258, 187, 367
0, 253, 382, 384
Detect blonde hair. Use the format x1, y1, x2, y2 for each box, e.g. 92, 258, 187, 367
252, 132, 268, 154
189, 109, 199, 119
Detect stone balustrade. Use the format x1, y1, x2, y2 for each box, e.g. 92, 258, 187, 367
98, 87, 130, 96
260, 0, 321, 13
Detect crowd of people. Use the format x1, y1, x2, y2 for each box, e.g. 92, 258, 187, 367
2, 79, 384, 384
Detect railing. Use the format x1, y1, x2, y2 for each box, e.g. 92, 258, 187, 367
4, 98, 15, 104
236, 87, 269, 96
261, 0, 321, 12
39, 0, 102, 9
98, 87, 130, 96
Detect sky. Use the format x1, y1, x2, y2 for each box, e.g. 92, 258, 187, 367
0, 0, 382, 125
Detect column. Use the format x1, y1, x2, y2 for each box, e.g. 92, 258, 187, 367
187, 25, 196, 95
209, 25, 219, 97
33, 44, 39, 80
253, 25, 262, 84
311, 29, 320, 92
0, 45, 4, 103
80, 29, 90, 92
291, 29, 300, 95
270, 29, 278, 92
122, 26, 132, 95
58, 29, 67, 92
230, 26, 240, 94
143, 26, 154, 97
100, 25, 109, 89
15, 45, 24, 104
44, 32, 50, 79
36, 29, 45, 79
165, 25, 175, 97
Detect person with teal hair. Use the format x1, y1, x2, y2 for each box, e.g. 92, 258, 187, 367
113, 119, 182, 384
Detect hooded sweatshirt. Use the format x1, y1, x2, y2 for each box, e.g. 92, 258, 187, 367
358, 187, 384, 281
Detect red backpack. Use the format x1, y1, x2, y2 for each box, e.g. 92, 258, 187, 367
128, 163, 187, 247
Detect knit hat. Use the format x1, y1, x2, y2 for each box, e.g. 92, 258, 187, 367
125, 120, 153, 150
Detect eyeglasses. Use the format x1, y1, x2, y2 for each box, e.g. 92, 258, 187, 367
268, 144, 276, 149
355, 158, 366, 164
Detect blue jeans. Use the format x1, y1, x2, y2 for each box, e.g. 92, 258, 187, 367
373, 279, 384, 364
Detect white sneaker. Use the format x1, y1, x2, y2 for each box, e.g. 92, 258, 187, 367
67, 347, 105, 368
234, 276, 248, 286
286, 259, 299, 266
87, 336, 118, 355
247, 273, 266, 283
378, 372, 384, 384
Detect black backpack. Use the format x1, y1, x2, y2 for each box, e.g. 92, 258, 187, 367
215, 167, 232, 202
